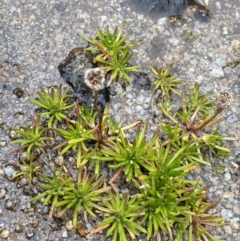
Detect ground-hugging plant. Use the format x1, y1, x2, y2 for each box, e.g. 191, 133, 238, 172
31, 166, 71, 218
30, 84, 75, 127
10, 81, 229, 241
9, 25, 239, 241
77, 22, 140, 85
158, 83, 237, 165
10, 114, 51, 154
53, 102, 97, 167
92, 192, 146, 241
11, 152, 41, 184
55, 166, 110, 228
101, 120, 158, 182
149, 64, 181, 97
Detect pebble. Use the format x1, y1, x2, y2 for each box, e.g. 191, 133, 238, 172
224, 172, 231, 181
9, 130, 17, 139
223, 190, 234, 198
168, 37, 179, 46
230, 218, 240, 230
25, 228, 35, 238
15, 224, 24, 233
0, 229, 10, 239
4, 199, 16, 211
62, 230, 68, 238
4, 166, 15, 177
0, 188, 6, 199
216, 57, 226, 67
65, 220, 73, 231
223, 225, 232, 235
55, 155, 64, 166
0, 141, 6, 147
210, 68, 224, 77
233, 205, 240, 215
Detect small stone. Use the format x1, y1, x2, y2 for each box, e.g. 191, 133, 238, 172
66, 220, 73, 230
223, 190, 233, 198
230, 218, 240, 230
216, 57, 226, 67
19, 74, 25, 80
233, 205, 240, 215
0, 140, 6, 147
4, 166, 15, 177
29, 14, 36, 21
210, 68, 224, 77
15, 224, 23, 233
223, 225, 232, 235
157, 17, 167, 25
0, 188, 6, 199
0, 229, 10, 239
9, 129, 17, 138
225, 203, 233, 209
62, 230, 68, 238
168, 37, 179, 46
55, 155, 64, 166
224, 172, 231, 181
4, 199, 16, 211
25, 228, 35, 239
55, 33, 64, 43
221, 208, 228, 217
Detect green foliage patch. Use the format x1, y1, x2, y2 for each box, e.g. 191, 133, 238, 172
9, 23, 238, 241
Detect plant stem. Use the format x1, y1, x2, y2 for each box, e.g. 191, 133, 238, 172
93, 91, 103, 141
192, 107, 224, 132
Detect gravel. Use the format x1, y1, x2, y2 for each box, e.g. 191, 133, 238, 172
1, 0, 240, 240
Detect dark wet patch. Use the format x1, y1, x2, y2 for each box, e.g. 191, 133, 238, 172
126, 0, 188, 16
13, 87, 24, 98
125, 0, 211, 22
132, 72, 152, 91
54, 2, 68, 12
58, 47, 110, 111
149, 34, 168, 59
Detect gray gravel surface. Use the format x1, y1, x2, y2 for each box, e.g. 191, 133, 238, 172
1, 0, 240, 240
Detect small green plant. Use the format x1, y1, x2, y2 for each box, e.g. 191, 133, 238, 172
10, 115, 51, 154
180, 186, 224, 241
11, 152, 41, 184
31, 166, 71, 218
77, 22, 140, 85
92, 192, 146, 241
149, 64, 181, 99
183, 83, 215, 119
53, 104, 96, 167
134, 140, 197, 240
30, 84, 75, 127
158, 84, 237, 164
101, 120, 158, 182
55, 166, 111, 228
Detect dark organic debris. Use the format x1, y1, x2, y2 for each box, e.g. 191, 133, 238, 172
58, 47, 110, 111
132, 72, 151, 91
13, 87, 24, 98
